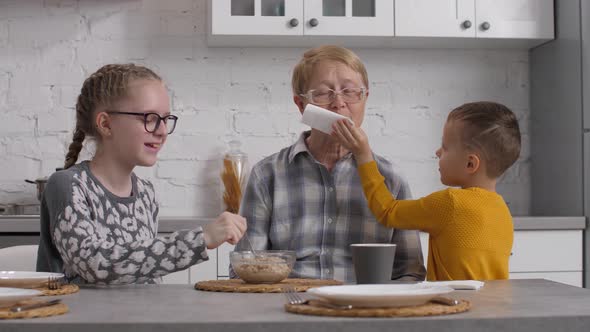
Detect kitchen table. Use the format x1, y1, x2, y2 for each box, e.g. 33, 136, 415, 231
1, 279, 590, 332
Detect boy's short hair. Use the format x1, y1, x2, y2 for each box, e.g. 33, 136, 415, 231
448, 101, 521, 178
291, 45, 369, 96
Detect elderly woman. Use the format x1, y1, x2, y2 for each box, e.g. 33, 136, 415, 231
232, 45, 426, 283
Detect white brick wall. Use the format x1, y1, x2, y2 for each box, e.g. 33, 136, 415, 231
0, 0, 531, 217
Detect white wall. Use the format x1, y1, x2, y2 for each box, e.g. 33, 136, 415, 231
0, 0, 530, 217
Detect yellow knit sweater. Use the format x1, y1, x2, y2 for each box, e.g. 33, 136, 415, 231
358, 161, 513, 281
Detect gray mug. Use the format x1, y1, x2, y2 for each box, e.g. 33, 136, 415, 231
351, 243, 397, 284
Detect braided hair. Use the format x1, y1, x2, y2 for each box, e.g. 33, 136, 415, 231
64, 64, 161, 169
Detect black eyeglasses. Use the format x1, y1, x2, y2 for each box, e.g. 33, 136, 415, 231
106, 111, 178, 134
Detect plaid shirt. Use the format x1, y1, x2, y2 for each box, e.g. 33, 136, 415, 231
232, 132, 426, 283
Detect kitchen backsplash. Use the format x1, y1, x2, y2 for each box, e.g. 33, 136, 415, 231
0, 0, 530, 216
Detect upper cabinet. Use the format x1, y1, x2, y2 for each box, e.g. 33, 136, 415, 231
210, 0, 304, 36
475, 0, 554, 39
209, 0, 394, 38
304, 0, 394, 36
208, 0, 554, 48
395, 0, 554, 40
395, 0, 476, 38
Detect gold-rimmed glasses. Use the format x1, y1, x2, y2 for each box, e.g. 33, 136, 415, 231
300, 87, 367, 106
106, 111, 178, 134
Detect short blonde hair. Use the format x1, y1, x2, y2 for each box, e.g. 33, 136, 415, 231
291, 45, 369, 96
448, 101, 521, 178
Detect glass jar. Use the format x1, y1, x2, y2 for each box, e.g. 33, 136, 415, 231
221, 140, 249, 213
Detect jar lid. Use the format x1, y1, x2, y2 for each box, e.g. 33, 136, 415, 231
227, 140, 246, 157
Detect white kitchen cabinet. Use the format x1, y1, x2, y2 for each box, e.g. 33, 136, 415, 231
303, 0, 394, 36
217, 243, 234, 277
419, 232, 428, 263
509, 230, 582, 273
190, 249, 218, 283
509, 272, 583, 288
509, 230, 583, 287
210, 0, 303, 36
208, 0, 394, 46
395, 0, 476, 38
161, 269, 190, 284
209, 0, 553, 48
476, 0, 554, 39
395, 0, 553, 40
162, 249, 217, 284
223, 233, 425, 279
419, 229, 583, 287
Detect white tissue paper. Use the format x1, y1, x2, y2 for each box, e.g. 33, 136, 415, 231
301, 104, 353, 135
422, 280, 484, 290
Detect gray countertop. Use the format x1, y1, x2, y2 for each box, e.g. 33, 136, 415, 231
0, 215, 585, 233
2, 279, 590, 332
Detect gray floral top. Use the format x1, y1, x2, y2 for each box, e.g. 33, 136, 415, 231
36, 161, 208, 284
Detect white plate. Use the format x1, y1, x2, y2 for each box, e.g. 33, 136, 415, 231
422, 280, 484, 290
306, 284, 455, 308
0, 271, 64, 288
0, 287, 42, 308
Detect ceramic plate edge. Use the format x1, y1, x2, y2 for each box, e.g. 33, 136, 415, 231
0, 271, 64, 279
307, 285, 454, 299
0, 287, 43, 296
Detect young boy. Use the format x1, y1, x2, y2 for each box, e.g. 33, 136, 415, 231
331, 101, 521, 281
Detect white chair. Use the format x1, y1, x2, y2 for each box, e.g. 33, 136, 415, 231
0, 245, 38, 271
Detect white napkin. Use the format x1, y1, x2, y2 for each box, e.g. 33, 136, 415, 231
301, 104, 353, 134
422, 280, 484, 290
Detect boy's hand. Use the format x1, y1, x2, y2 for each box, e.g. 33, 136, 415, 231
203, 212, 247, 249
331, 119, 374, 165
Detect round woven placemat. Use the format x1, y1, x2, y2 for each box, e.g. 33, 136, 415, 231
195, 278, 343, 293
34, 284, 79, 296
285, 299, 471, 317
0, 299, 69, 320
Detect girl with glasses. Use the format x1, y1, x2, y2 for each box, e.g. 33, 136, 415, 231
37, 64, 247, 284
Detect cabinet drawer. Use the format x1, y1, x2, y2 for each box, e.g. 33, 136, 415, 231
217, 243, 234, 277
190, 249, 218, 283
163, 249, 217, 284
419, 232, 428, 263
509, 230, 582, 272
420, 230, 582, 273
221, 233, 429, 276
215, 230, 583, 277
162, 269, 190, 284
509, 271, 583, 288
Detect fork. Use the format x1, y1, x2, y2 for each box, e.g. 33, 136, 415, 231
47, 276, 62, 290
431, 296, 460, 306
283, 285, 353, 310
10, 299, 61, 313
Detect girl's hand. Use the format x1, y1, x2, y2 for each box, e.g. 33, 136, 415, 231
331, 119, 374, 165
203, 212, 247, 249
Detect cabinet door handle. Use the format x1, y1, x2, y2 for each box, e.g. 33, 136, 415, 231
481, 21, 491, 31
309, 18, 319, 27
289, 18, 299, 27
462, 20, 472, 29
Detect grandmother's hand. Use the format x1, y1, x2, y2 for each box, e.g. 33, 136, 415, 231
331, 119, 374, 165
